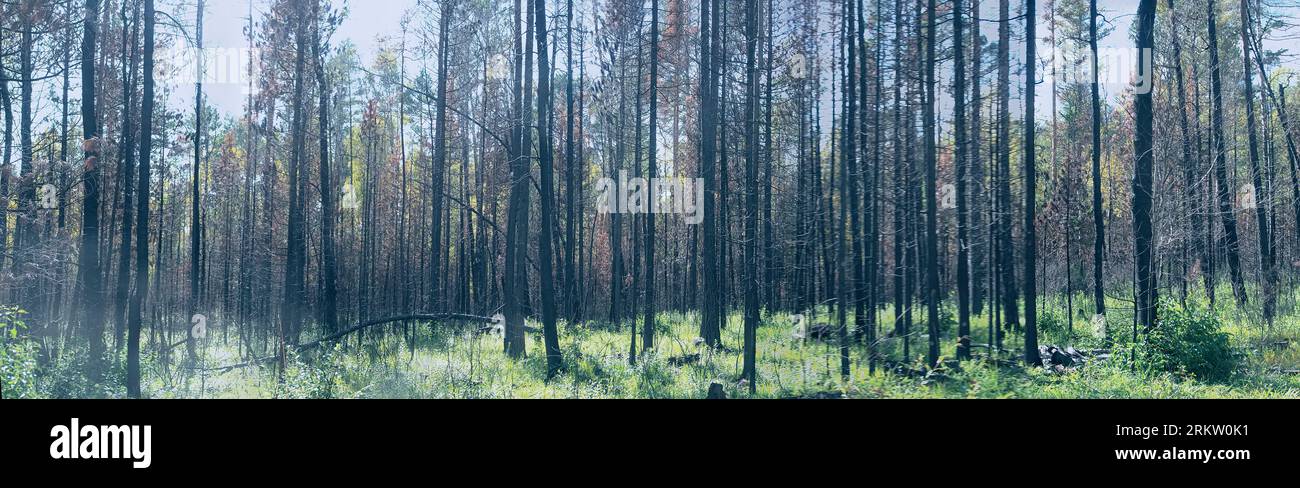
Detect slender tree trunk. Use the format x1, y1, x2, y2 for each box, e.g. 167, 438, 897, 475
79, 0, 106, 379
282, 0, 309, 346
564, 0, 579, 322
1023, 0, 1041, 365
431, 2, 452, 314
503, 0, 530, 357
1089, 0, 1106, 330
923, 0, 941, 368
969, 0, 985, 318
188, 0, 205, 368
742, 0, 762, 392
643, 0, 660, 353
314, 0, 339, 335
1169, 0, 1200, 312
997, 0, 1018, 337
1208, 0, 1248, 308
115, 3, 141, 349
535, 0, 563, 376
1134, 0, 1157, 331
127, 0, 158, 398
17, 0, 41, 330
892, 0, 906, 342
0, 26, 10, 284
1239, 0, 1274, 325
699, 0, 721, 347
953, 0, 971, 361
847, 0, 865, 350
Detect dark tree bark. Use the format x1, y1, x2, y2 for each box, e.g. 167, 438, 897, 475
535, 0, 563, 377
78, 0, 107, 379
996, 0, 1018, 339
16, 0, 39, 327
834, 0, 855, 379
1134, 0, 1157, 331
564, 0, 579, 322
953, 0, 971, 361
1207, 0, 1248, 308
1278, 86, 1300, 244
1241, 10, 1300, 249
923, 0, 940, 368
892, 0, 907, 344
762, 0, 774, 313
867, 0, 883, 370
1023, 0, 1041, 365
0, 24, 10, 283
969, 0, 985, 317
282, 0, 309, 346
1238, 0, 1274, 325
188, 0, 205, 368
115, 3, 141, 347
127, 0, 158, 398
699, 0, 721, 347
313, 0, 339, 335
743, 0, 761, 392
430, 2, 452, 314
643, 0, 659, 353
847, 0, 865, 351
503, 0, 531, 358
1169, 0, 1201, 309
1089, 0, 1106, 329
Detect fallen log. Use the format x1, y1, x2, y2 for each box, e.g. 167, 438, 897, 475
307, 313, 495, 347
196, 313, 497, 373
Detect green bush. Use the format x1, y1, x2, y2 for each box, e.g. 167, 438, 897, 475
1, 306, 39, 398
274, 346, 345, 399
1138, 300, 1240, 383
1038, 309, 1067, 335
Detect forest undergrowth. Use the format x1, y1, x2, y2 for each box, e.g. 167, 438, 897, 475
6, 286, 1299, 399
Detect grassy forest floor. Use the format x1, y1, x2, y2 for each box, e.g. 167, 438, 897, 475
9, 288, 1299, 399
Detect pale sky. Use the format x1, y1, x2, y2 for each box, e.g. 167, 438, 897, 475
188, 0, 418, 118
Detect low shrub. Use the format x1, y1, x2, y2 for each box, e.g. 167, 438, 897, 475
1138, 299, 1241, 383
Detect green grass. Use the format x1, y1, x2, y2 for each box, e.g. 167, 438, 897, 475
8, 289, 1300, 398
142, 303, 1300, 399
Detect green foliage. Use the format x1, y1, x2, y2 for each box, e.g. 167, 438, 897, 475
274, 346, 346, 399
0, 306, 39, 399
4, 300, 1294, 398
1037, 308, 1067, 336
934, 305, 957, 337
1137, 299, 1242, 383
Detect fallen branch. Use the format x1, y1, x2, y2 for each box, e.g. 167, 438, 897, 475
196, 313, 497, 373
303, 313, 495, 349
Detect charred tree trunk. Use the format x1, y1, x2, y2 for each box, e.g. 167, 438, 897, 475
1089, 0, 1106, 329
535, 0, 563, 376
1208, 0, 1248, 308
699, 0, 721, 347
923, 0, 941, 368
127, 0, 158, 398
1134, 0, 1157, 332
79, 0, 106, 379
1238, 0, 1274, 325
314, 0, 339, 335
643, 0, 660, 353
1023, 0, 1041, 365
